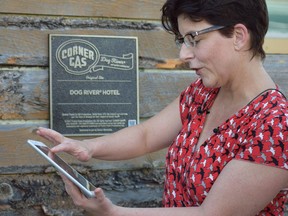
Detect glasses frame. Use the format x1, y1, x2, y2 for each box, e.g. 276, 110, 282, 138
175, 25, 226, 48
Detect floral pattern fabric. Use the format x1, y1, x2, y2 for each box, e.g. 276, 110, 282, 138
163, 79, 288, 215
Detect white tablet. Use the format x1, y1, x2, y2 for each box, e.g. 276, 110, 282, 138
27, 139, 96, 198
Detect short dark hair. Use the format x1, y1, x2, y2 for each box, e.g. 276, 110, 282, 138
161, 0, 269, 60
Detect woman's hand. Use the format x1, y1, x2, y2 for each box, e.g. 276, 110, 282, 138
37, 127, 92, 162
60, 174, 117, 216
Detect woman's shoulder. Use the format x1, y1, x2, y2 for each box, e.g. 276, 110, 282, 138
235, 89, 287, 170
243, 89, 287, 143
249, 89, 287, 118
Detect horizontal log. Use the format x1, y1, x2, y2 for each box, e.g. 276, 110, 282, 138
0, 28, 178, 67
0, 0, 165, 20
0, 125, 167, 174
0, 14, 160, 31
0, 68, 48, 120
140, 71, 197, 117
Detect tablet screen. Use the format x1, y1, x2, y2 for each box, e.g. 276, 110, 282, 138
34, 144, 96, 192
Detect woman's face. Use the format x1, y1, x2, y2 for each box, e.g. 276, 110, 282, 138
177, 14, 237, 88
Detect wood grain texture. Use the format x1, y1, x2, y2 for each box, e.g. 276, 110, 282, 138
0, 68, 48, 120
0, 124, 167, 174
0, 28, 178, 67
140, 71, 197, 117
1, 0, 166, 20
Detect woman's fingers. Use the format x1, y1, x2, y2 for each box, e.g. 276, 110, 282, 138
59, 173, 115, 215
94, 188, 106, 202
37, 127, 64, 145
37, 127, 74, 154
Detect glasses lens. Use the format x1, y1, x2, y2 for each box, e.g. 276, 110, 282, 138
184, 34, 196, 47
175, 34, 197, 49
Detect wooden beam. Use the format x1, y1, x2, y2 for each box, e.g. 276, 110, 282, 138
0, 28, 178, 67
0, 0, 166, 20
0, 123, 167, 174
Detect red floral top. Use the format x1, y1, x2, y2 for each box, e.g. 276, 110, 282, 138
163, 79, 288, 215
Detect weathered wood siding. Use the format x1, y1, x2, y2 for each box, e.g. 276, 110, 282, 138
0, 1, 287, 215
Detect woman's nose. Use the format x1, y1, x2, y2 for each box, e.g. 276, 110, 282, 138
179, 45, 195, 62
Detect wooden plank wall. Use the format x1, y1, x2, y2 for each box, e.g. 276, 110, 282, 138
0, 1, 288, 215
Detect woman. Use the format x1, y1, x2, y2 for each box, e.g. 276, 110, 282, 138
37, 0, 288, 215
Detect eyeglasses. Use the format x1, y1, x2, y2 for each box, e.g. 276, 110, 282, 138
175, 25, 226, 49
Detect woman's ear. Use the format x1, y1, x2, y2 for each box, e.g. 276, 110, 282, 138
233, 24, 249, 51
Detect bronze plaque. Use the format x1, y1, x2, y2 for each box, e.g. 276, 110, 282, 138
49, 34, 139, 136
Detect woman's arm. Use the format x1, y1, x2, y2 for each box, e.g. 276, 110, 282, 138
37, 96, 182, 161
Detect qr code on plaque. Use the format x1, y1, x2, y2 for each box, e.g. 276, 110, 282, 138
128, 119, 137, 127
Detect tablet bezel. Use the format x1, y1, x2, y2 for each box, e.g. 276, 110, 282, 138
27, 139, 96, 198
